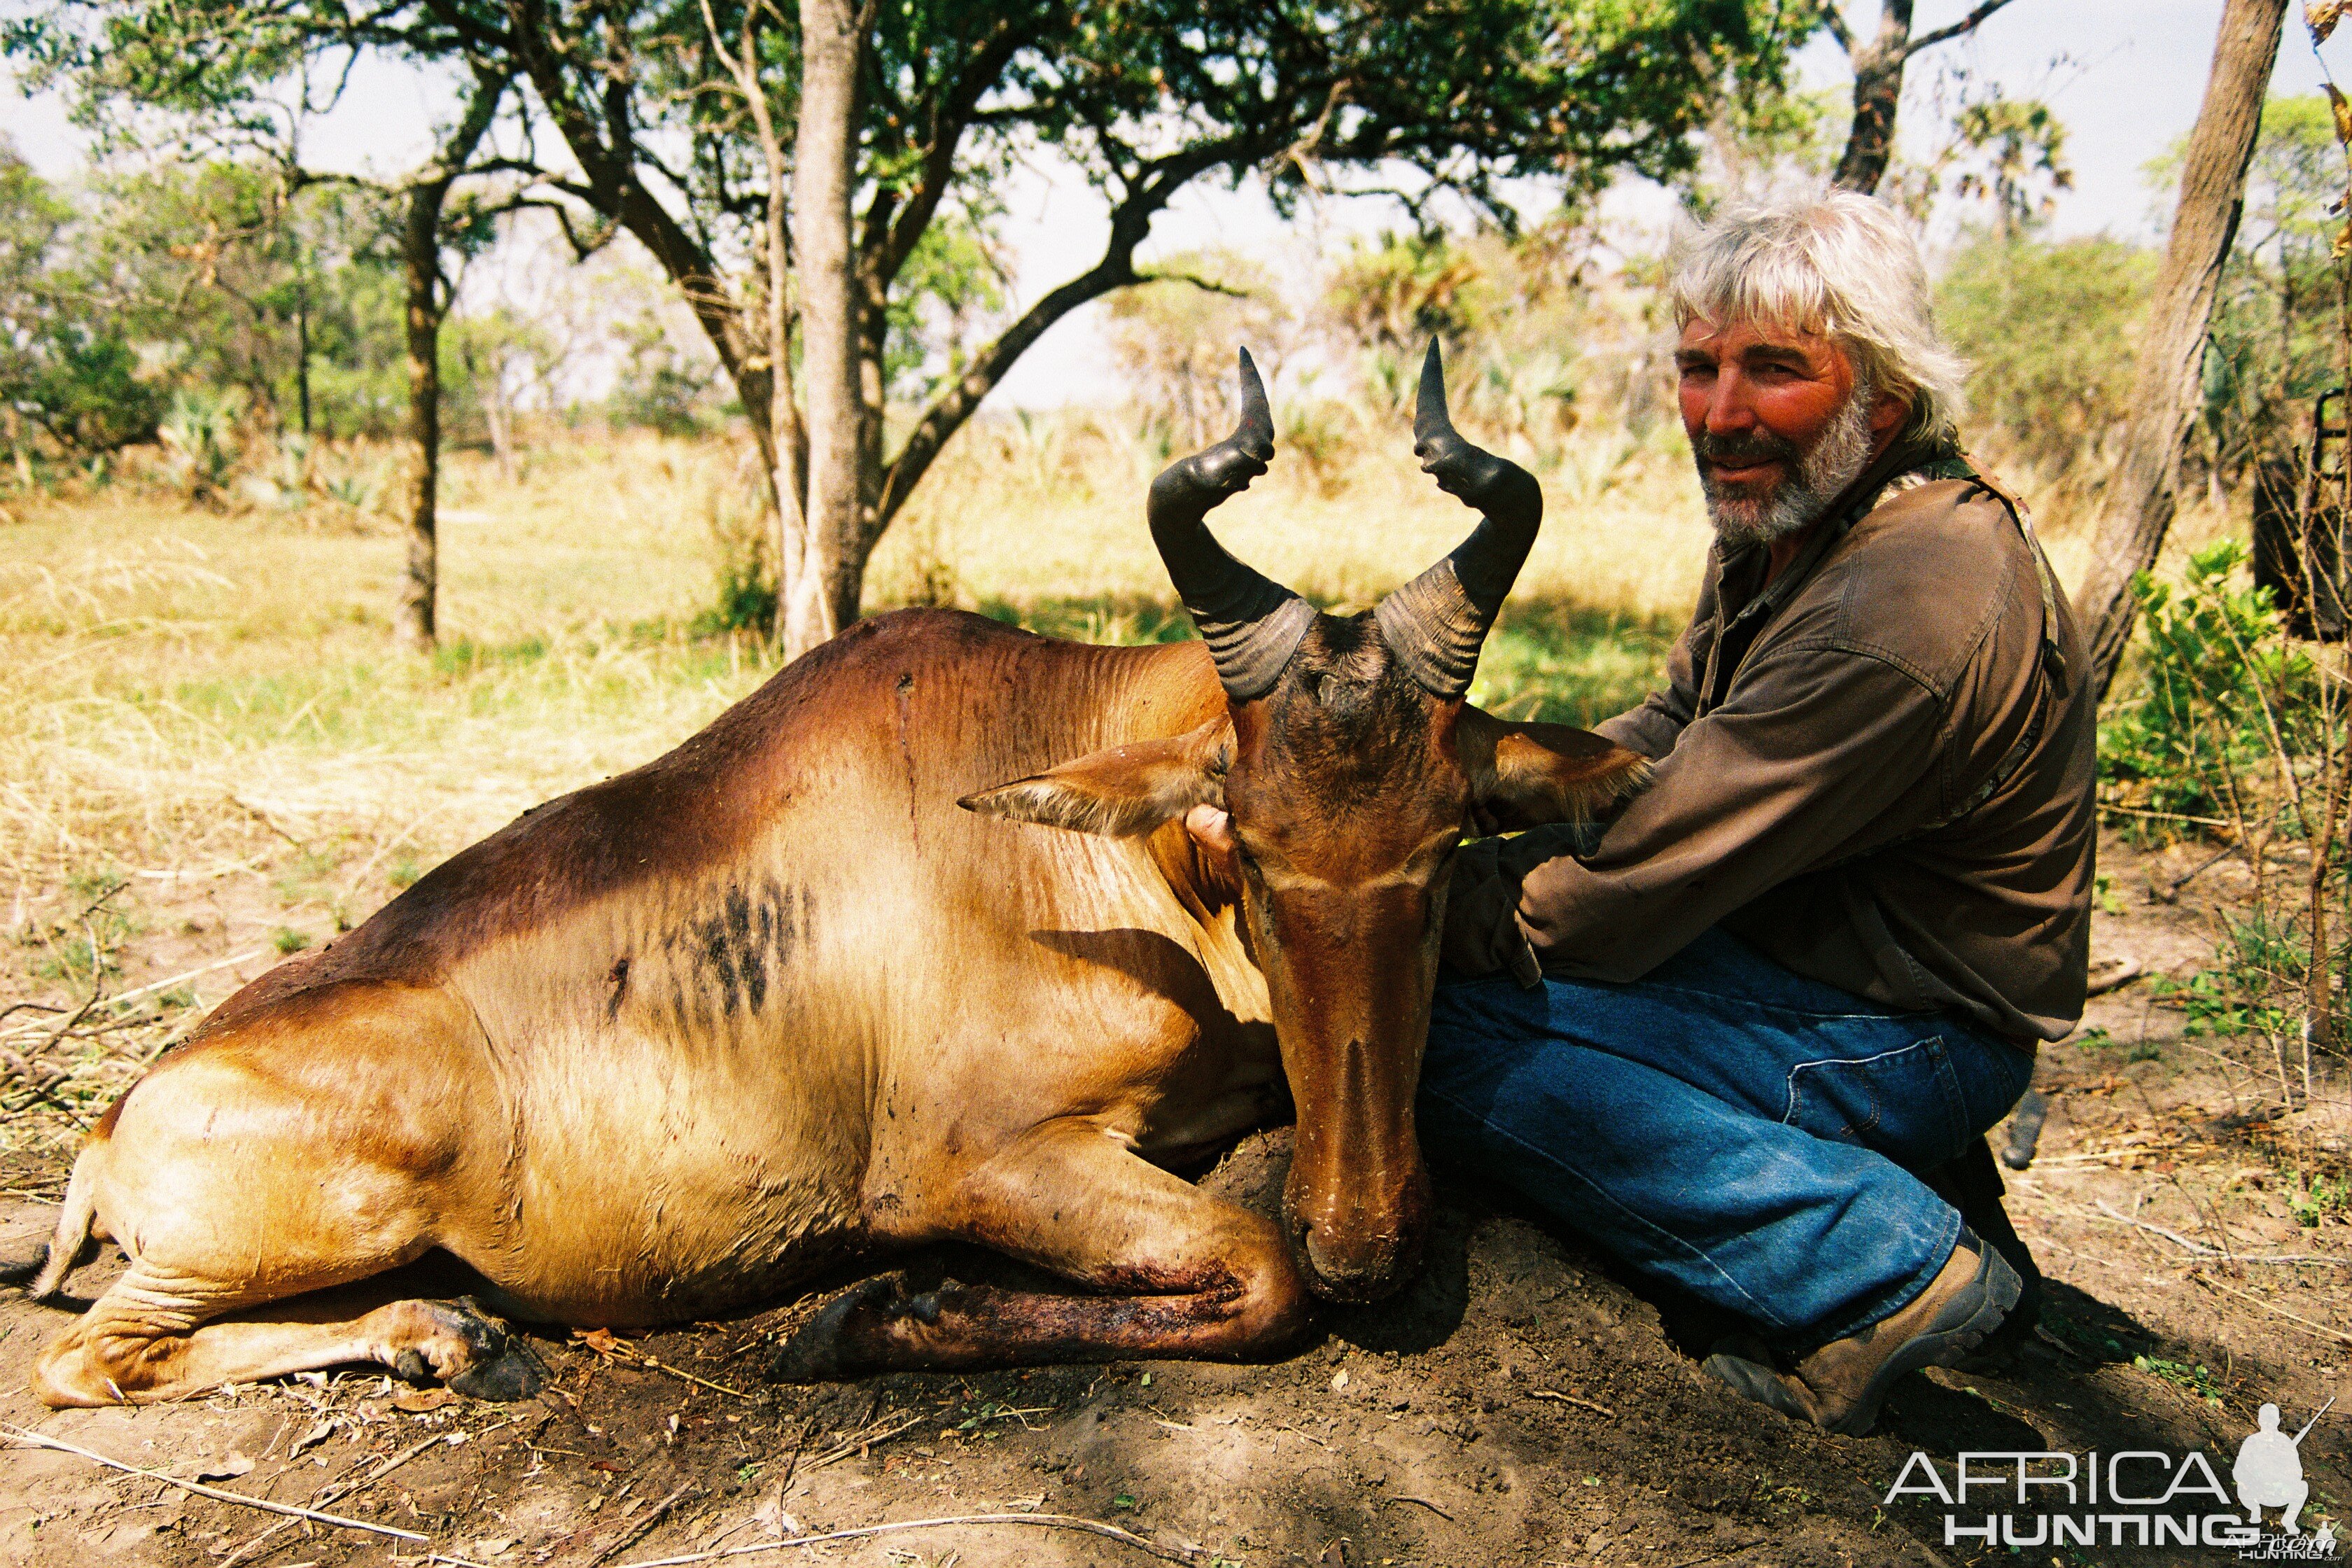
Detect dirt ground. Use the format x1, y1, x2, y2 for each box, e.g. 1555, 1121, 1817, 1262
2, 831, 2349, 1568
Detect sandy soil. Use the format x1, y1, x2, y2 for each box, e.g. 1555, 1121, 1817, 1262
1, 832, 2348, 1568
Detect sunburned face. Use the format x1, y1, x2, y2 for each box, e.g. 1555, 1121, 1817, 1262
1674, 318, 1907, 548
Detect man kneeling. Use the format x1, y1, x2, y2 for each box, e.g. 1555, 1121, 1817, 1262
1429, 188, 2093, 1436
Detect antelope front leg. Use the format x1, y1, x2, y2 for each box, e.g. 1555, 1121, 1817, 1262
769, 1121, 1310, 1378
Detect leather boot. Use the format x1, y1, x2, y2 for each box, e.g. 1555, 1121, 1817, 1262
1921, 1135, 2043, 1362
1701, 1229, 2022, 1436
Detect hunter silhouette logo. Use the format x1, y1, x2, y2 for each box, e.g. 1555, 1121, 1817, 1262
2235, 1399, 2332, 1539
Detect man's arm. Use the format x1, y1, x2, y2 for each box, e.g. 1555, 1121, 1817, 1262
1520, 642, 1943, 978
1593, 682, 1691, 762
1449, 640, 1945, 983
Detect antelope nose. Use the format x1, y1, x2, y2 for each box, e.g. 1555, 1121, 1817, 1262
1298, 1221, 1418, 1305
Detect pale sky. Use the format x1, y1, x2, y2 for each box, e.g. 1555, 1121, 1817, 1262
6, 1, 2344, 405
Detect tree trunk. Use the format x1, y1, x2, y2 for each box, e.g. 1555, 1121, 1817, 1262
295, 273, 313, 437
1832, 1, 1912, 195
396, 183, 449, 652
2072, 0, 2287, 701
391, 73, 505, 652
790, 0, 866, 660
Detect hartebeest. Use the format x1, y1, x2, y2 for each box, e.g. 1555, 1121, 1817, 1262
13, 347, 1643, 1406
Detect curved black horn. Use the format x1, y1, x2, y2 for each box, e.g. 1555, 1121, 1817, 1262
1149, 348, 1313, 701
1372, 341, 1544, 699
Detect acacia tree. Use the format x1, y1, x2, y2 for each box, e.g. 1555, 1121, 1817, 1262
1820, 0, 2024, 194
8, 6, 536, 647
497, 0, 1807, 654
16, 0, 1807, 655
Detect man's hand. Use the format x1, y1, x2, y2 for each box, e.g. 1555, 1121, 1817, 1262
1442, 838, 1544, 988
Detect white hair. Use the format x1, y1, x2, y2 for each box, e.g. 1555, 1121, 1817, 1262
1668, 188, 1968, 448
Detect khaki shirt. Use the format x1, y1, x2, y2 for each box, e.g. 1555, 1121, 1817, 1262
1455, 460, 2096, 1044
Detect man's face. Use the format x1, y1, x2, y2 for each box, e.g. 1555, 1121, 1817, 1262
1674, 317, 1902, 548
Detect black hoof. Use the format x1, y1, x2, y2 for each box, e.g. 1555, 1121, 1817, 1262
449, 1338, 547, 1401
425, 1296, 546, 1401
393, 1348, 433, 1385
766, 1275, 899, 1384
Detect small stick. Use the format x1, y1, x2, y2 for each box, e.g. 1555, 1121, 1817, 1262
631, 1352, 755, 1403
577, 1335, 757, 1401
1, 1425, 426, 1546
806, 1409, 927, 1469
218, 1430, 454, 1568
2085, 958, 2145, 997
101, 948, 269, 1010
1383, 1494, 1454, 1520
591, 1483, 699, 1566
2191, 1272, 2352, 1347
2154, 841, 2240, 903
773, 1418, 815, 1496
228, 796, 309, 850
1530, 1389, 1618, 1418
2095, 1199, 2222, 1257
606, 1511, 1202, 1567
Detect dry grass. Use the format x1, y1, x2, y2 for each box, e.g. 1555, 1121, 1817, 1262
0, 416, 2246, 1163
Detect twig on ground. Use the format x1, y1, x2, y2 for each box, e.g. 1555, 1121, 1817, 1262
2096, 803, 2232, 828
774, 1418, 816, 1496
38, 941, 108, 1046
218, 1430, 451, 1568
1665, 1546, 1768, 1568
805, 1408, 927, 1469
1382, 1494, 1454, 1520
1530, 1389, 1618, 1418
575, 1331, 757, 1401
2034, 1147, 2171, 1166
64, 878, 129, 927
2190, 1271, 2352, 1347
2094, 1198, 2225, 1257
1, 1424, 426, 1546
606, 1511, 1201, 1567
2152, 836, 2246, 904
100, 948, 268, 1011
591, 1483, 699, 1566
2085, 958, 2145, 997
227, 796, 309, 850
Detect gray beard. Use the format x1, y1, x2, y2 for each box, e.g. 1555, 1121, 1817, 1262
1700, 386, 1877, 550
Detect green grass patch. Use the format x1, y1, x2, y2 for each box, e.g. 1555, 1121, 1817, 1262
1471, 598, 1678, 726
2133, 1354, 2223, 1403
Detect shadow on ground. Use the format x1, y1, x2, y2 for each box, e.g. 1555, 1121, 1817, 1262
1, 1124, 2334, 1567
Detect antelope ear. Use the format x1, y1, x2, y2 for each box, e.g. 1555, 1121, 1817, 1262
960, 718, 1230, 837
1458, 706, 1649, 833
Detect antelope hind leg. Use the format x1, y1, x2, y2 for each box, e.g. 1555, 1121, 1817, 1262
770, 1121, 1310, 1379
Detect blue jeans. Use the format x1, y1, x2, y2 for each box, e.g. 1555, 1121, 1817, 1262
1418, 928, 2035, 1346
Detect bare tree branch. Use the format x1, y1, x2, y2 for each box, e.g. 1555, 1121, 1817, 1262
1899, 0, 2021, 61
